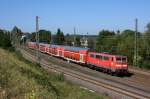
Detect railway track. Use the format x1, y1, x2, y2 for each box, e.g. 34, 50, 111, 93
20, 48, 150, 99
129, 68, 150, 76
24, 47, 150, 89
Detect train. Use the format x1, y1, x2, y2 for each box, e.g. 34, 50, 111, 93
27, 42, 128, 75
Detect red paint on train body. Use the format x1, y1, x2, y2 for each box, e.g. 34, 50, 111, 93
27, 42, 128, 74
87, 52, 128, 73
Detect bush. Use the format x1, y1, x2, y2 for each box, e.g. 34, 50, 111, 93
0, 48, 110, 99
142, 60, 150, 69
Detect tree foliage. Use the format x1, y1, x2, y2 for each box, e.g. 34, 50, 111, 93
96, 27, 150, 69
54, 28, 65, 45
39, 30, 51, 43
0, 29, 11, 48
0, 22, 150, 69
11, 26, 22, 47
65, 34, 72, 46
96, 30, 116, 52
75, 36, 81, 46
117, 30, 135, 64
30, 29, 51, 43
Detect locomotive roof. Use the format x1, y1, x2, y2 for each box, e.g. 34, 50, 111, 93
89, 52, 127, 57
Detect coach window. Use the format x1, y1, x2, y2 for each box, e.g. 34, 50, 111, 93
90, 54, 94, 58
112, 57, 114, 61
99, 55, 102, 60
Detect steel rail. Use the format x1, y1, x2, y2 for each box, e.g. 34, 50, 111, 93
24, 48, 150, 92
20, 49, 149, 99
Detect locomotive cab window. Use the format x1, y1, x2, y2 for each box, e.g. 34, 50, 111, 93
122, 57, 127, 62
116, 57, 121, 62
112, 57, 114, 61
96, 55, 100, 59
116, 57, 127, 62
102, 56, 109, 60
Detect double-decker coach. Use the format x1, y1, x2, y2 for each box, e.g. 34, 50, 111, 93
27, 42, 37, 49
63, 46, 90, 64
47, 45, 61, 56
39, 43, 49, 53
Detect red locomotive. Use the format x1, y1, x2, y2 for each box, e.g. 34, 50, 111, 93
27, 42, 128, 75
87, 52, 128, 73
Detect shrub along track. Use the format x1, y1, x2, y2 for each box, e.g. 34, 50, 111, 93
129, 67, 150, 76
20, 48, 150, 99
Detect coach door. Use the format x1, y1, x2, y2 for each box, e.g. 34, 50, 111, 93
59, 50, 61, 56
80, 54, 84, 62
62, 51, 64, 57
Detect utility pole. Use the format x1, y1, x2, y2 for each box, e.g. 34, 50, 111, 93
10, 32, 11, 42
36, 16, 40, 63
84, 32, 88, 48
134, 18, 138, 66
50, 33, 53, 44
73, 27, 76, 46
23, 36, 25, 48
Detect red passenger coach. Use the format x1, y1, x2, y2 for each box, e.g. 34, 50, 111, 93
27, 42, 37, 49
57, 46, 65, 57
63, 46, 89, 64
87, 52, 128, 73
39, 43, 49, 53
48, 45, 60, 56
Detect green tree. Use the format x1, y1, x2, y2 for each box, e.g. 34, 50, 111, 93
65, 33, 72, 46
0, 29, 4, 46
140, 23, 150, 69
0, 29, 11, 48
30, 30, 51, 43
30, 32, 36, 42
117, 30, 135, 64
11, 26, 22, 47
39, 30, 51, 43
96, 30, 116, 53
88, 38, 95, 49
54, 28, 65, 45
75, 36, 81, 46
144, 23, 150, 55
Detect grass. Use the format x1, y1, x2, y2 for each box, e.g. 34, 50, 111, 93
0, 48, 110, 99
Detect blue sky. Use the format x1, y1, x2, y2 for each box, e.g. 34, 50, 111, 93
0, 0, 150, 34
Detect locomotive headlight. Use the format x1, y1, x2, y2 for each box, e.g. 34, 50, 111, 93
116, 65, 121, 67
122, 65, 127, 67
